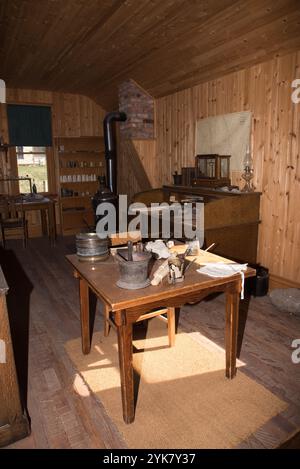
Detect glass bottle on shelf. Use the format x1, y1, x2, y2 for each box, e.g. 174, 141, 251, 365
32, 179, 37, 194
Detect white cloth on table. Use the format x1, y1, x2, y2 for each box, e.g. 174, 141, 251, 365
197, 263, 248, 299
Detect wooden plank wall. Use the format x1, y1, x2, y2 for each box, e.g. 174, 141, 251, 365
153, 51, 300, 283
118, 139, 155, 202
0, 88, 106, 236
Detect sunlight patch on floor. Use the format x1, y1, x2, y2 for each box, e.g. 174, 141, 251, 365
73, 373, 90, 397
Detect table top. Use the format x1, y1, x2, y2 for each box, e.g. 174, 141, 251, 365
0, 195, 53, 208
21, 199, 52, 209
20, 195, 52, 205
66, 247, 256, 311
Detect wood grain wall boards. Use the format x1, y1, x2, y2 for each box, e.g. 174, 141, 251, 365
132, 140, 157, 188
1, 1, 300, 109
117, 139, 154, 203
152, 50, 300, 283
0, 88, 106, 236
269, 274, 300, 291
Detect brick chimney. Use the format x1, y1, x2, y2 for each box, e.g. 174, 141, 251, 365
118, 80, 154, 139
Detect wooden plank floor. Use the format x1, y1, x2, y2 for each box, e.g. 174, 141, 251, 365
1, 237, 300, 449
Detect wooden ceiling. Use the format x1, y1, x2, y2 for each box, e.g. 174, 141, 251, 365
1, 0, 300, 109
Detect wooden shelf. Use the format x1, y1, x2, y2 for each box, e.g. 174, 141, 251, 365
59, 167, 103, 173
58, 150, 104, 155
56, 136, 103, 235
62, 208, 93, 215
60, 181, 98, 185
61, 195, 92, 200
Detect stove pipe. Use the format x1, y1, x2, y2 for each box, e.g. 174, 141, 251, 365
103, 111, 127, 194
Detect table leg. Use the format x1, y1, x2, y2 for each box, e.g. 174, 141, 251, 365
168, 307, 176, 347
79, 278, 91, 354
41, 209, 48, 236
117, 319, 134, 424
104, 303, 111, 337
225, 284, 240, 379
48, 202, 56, 246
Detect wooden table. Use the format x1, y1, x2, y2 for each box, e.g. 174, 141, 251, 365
66, 253, 255, 424
20, 197, 56, 245
0, 197, 56, 245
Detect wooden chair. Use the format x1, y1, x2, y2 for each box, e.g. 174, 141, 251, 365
0, 196, 28, 248
104, 231, 176, 347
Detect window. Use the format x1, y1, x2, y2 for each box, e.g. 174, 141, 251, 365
16, 146, 48, 193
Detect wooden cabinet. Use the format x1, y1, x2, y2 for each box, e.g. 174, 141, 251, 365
55, 137, 105, 235
0, 267, 30, 447
164, 185, 261, 264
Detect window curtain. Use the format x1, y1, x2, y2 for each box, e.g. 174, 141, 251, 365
7, 104, 52, 146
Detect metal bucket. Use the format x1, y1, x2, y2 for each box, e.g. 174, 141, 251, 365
116, 252, 151, 289
76, 233, 109, 262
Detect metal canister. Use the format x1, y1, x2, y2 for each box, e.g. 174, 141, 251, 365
76, 233, 109, 262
